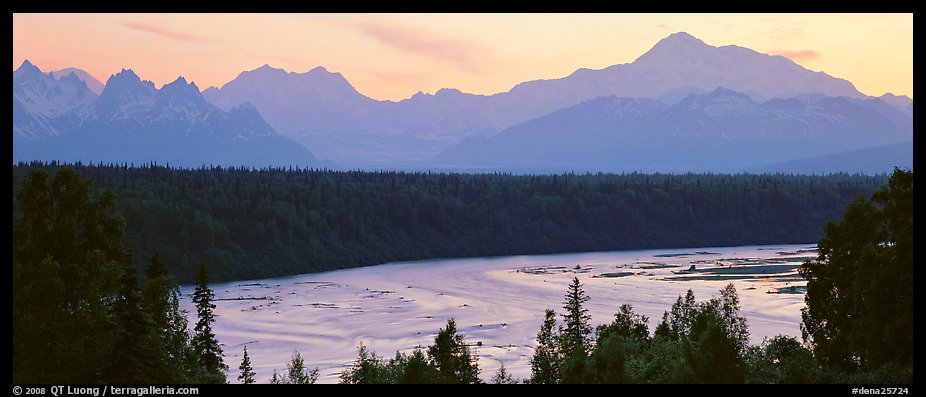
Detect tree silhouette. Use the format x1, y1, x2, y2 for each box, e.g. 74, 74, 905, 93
192, 262, 226, 383
800, 168, 912, 374
238, 346, 256, 384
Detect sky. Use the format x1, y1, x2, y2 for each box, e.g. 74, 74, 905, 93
12, 13, 913, 101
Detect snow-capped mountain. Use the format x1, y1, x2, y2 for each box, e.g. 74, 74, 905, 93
13, 31, 912, 172
433, 87, 912, 173
13, 65, 321, 167
203, 65, 379, 132
13, 60, 97, 141
200, 32, 893, 166
51, 67, 105, 95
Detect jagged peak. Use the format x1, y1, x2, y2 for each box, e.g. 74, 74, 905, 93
435, 88, 464, 96
13, 59, 44, 79
99, 68, 157, 99
108, 68, 142, 83
256, 63, 282, 71
17, 59, 40, 72
163, 76, 200, 92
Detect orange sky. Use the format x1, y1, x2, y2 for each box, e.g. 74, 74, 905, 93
12, 13, 913, 101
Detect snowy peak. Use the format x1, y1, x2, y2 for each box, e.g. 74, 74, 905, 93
13, 60, 96, 115
202, 63, 376, 132
634, 31, 712, 64
13, 59, 43, 79
51, 68, 105, 95
671, 87, 761, 118
650, 31, 708, 51
13, 60, 98, 141
95, 69, 158, 118
160, 77, 205, 103
99, 69, 158, 103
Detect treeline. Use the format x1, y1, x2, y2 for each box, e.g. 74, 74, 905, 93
12, 162, 888, 283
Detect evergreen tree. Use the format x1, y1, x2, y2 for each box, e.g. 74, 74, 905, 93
143, 254, 195, 383
590, 304, 650, 384
596, 304, 650, 344
529, 308, 561, 384
561, 277, 592, 356
427, 318, 480, 384
105, 263, 158, 383
279, 351, 318, 384
800, 168, 912, 373
13, 167, 126, 383
269, 369, 283, 384
491, 364, 517, 384
398, 348, 437, 384
191, 261, 227, 383
559, 277, 591, 383
340, 343, 387, 384
238, 346, 256, 384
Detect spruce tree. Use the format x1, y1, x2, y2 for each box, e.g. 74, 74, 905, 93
238, 346, 256, 384
800, 168, 912, 373
561, 277, 592, 357
282, 351, 318, 384
13, 167, 126, 383
491, 364, 517, 384
399, 348, 437, 384
106, 263, 158, 383
192, 261, 227, 383
427, 318, 480, 384
143, 254, 195, 382
529, 308, 561, 384
560, 277, 592, 383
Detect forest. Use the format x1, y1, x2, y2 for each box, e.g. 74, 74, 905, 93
12, 161, 889, 283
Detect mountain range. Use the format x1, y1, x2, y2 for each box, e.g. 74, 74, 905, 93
13, 61, 320, 167
433, 89, 912, 172
13, 32, 912, 173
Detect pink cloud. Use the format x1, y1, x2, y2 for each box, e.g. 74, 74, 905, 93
769, 49, 820, 62
356, 21, 487, 74
122, 21, 216, 44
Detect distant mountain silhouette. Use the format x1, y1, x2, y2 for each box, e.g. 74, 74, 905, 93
51, 67, 105, 95
433, 87, 912, 173
748, 141, 913, 175
13, 63, 321, 167
200, 32, 895, 166
13, 60, 97, 142
14, 32, 912, 173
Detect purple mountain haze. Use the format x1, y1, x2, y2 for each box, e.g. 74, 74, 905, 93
13, 32, 912, 173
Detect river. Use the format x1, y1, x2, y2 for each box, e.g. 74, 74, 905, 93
181, 243, 816, 383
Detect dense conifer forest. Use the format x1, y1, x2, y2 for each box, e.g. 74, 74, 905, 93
13, 162, 888, 283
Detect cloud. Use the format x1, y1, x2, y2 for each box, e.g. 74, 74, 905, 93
356, 21, 488, 74
122, 21, 216, 44
768, 49, 820, 62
